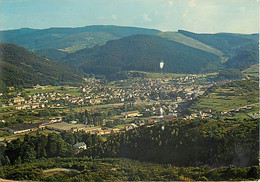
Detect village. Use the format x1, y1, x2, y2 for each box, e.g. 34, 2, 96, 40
1, 74, 256, 141
0, 75, 214, 138
1, 75, 209, 110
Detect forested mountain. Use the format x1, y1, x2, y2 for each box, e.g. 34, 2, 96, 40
62, 34, 222, 74
224, 51, 259, 70
178, 30, 258, 58
0, 43, 84, 86
0, 25, 160, 52
157, 32, 223, 57
35, 48, 69, 61
1, 26, 258, 75
81, 119, 258, 167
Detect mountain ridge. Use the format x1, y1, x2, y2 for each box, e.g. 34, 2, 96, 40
0, 25, 161, 52
62, 34, 222, 74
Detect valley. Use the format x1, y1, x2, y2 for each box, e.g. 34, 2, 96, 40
0, 25, 259, 181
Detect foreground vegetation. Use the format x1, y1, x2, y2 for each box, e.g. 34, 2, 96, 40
81, 119, 258, 167
1, 117, 258, 167
0, 157, 259, 181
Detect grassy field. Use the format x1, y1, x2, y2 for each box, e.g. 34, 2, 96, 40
243, 64, 259, 78
0, 129, 59, 142
192, 79, 259, 120
197, 93, 250, 112
129, 70, 218, 78
24, 86, 82, 96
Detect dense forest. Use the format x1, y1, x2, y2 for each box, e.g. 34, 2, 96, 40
35, 48, 69, 62
1, 118, 258, 168
224, 51, 259, 70
0, 157, 258, 181
0, 132, 103, 166
0, 43, 84, 87
63, 34, 221, 74
80, 119, 258, 167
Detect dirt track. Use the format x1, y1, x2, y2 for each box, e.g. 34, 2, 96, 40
43, 168, 80, 173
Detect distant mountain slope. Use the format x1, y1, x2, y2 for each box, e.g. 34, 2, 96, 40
35, 48, 69, 61
63, 34, 221, 74
0, 25, 161, 52
157, 32, 223, 57
243, 64, 259, 74
0, 43, 84, 86
224, 51, 259, 70
178, 30, 258, 58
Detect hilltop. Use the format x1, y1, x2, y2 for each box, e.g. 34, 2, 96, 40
0, 25, 160, 52
178, 30, 258, 58
157, 32, 223, 57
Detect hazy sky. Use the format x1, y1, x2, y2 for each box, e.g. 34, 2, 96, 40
0, 0, 259, 33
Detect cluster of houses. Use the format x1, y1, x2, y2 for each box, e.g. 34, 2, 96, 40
220, 106, 252, 116
2, 111, 179, 136
1, 76, 210, 112
1, 117, 122, 136
183, 109, 213, 120
79, 77, 209, 105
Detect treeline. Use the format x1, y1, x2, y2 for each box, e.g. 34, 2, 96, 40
63, 110, 113, 126
217, 69, 243, 80
223, 78, 259, 93
62, 106, 137, 126
0, 132, 103, 166
0, 157, 259, 181
80, 119, 259, 167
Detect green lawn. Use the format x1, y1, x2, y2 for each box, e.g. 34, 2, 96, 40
0, 129, 60, 142
198, 95, 251, 112
243, 64, 259, 78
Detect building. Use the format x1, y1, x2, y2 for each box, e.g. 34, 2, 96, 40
83, 126, 102, 134
73, 142, 87, 150
13, 97, 25, 104
46, 122, 86, 133
124, 123, 138, 131
121, 110, 142, 118
163, 115, 177, 120
69, 120, 77, 125
5, 122, 44, 134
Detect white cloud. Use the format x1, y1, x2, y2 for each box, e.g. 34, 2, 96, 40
143, 13, 152, 22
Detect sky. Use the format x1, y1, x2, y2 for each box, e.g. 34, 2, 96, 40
0, 0, 259, 33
